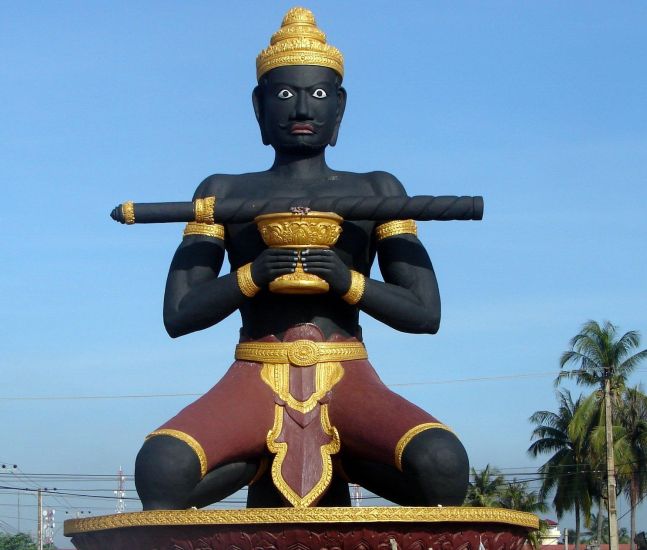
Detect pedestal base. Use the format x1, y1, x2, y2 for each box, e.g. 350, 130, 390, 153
64, 506, 538, 550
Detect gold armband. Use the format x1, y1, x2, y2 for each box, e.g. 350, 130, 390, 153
237, 263, 260, 298
122, 201, 135, 225
375, 219, 417, 241
194, 196, 216, 224
183, 222, 225, 240
342, 270, 365, 305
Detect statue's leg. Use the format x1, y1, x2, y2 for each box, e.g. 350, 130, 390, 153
188, 460, 260, 508
328, 359, 469, 506
342, 428, 468, 506
342, 456, 420, 505
399, 427, 469, 505
135, 435, 262, 509
136, 360, 275, 509
135, 435, 202, 510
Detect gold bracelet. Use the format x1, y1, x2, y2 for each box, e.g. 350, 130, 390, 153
122, 201, 135, 225
342, 270, 365, 305
237, 263, 260, 298
194, 196, 216, 224
375, 219, 417, 241
183, 222, 225, 240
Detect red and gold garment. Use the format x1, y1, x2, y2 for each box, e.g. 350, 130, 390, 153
147, 324, 451, 507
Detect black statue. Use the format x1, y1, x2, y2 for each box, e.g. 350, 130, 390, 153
134, 7, 470, 511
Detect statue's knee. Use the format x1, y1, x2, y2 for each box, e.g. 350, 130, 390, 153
135, 435, 203, 509
401, 428, 469, 503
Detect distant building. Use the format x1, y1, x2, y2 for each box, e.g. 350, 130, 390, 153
541, 519, 561, 545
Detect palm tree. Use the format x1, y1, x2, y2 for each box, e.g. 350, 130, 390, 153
496, 480, 548, 550
584, 512, 631, 544
529, 390, 595, 550
497, 479, 547, 514
464, 465, 505, 507
557, 320, 647, 550
615, 386, 647, 550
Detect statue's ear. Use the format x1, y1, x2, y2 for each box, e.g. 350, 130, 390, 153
252, 86, 270, 146
329, 86, 347, 147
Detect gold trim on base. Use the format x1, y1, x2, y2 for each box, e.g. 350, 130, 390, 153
64, 506, 540, 535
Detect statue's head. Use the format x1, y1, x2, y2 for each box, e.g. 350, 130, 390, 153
253, 7, 346, 154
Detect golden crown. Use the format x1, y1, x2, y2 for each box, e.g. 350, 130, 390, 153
256, 7, 344, 81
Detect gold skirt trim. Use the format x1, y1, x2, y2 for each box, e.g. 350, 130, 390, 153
64, 506, 539, 535
235, 340, 367, 367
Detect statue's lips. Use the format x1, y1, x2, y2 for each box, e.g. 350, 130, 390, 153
290, 123, 315, 135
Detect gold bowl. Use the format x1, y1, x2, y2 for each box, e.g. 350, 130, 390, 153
255, 211, 343, 294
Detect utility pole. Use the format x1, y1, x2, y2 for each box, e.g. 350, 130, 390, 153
114, 466, 127, 513
37, 489, 43, 550
604, 372, 620, 550
43, 509, 55, 546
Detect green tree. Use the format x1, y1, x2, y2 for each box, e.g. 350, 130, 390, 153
0, 533, 56, 550
557, 320, 647, 550
497, 479, 547, 514
529, 390, 595, 550
584, 512, 631, 544
497, 479, 548, 550
615, 386, 647, 550
464, 464, 505, 507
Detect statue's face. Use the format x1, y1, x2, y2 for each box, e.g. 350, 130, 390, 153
253, 66, 346, 154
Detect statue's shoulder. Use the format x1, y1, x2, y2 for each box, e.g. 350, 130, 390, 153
361, 170, 407, 197
192, 172, 266, 199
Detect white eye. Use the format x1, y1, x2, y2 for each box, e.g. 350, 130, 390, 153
277, 89, 294, 99
312, 88, 327, 98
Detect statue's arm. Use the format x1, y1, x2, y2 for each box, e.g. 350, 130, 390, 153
301, 173, 440, 334
162, 178, 244, 338
361, 232, 440, 334
359, 172, 440, 334
163, 177, 297, 338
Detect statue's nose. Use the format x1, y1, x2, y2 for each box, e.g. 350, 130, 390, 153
293, 91, 311, 120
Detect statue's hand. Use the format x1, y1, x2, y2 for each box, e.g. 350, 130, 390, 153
251, 248, 298, 288
301, 249, 352, 295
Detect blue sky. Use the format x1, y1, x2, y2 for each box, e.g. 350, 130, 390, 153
1, 1, 646, 546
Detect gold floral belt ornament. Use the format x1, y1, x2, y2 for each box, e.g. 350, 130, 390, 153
235, 340, 367, 367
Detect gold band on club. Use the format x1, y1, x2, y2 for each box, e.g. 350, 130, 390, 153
194, 196, 216, 225
394, 422, 455, 471
146, 429, 208, 477
183, 222, 225, 240
235, 340, 367, 367
342, 271, 365, 305
122, 201, 135, 225
237, 263, 261, 298
375, 220, 417, 241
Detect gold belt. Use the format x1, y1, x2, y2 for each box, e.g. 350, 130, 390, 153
235, 340, 368, 367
